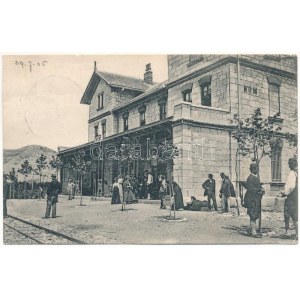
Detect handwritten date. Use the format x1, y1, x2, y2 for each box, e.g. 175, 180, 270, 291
15, 60, 48, 72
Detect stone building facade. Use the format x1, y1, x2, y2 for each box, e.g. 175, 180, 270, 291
58, 55, 297, 202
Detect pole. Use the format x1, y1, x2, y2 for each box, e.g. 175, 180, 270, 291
80, 174, 83, 206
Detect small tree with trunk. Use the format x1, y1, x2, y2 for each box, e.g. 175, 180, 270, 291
18, 160, 33, 199
9, 168, 17, 199
49, 155, 63, 179
36, 154, 48, 184
68, 151, 91, 206
231, 108, 283, 229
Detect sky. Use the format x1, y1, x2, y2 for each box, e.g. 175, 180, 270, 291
2, 55, 168, 151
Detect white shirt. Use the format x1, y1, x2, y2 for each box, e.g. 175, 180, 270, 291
284, 170, 297, 196
147, 174, 153, 184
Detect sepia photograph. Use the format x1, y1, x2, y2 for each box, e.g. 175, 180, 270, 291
2, 54, 298, 245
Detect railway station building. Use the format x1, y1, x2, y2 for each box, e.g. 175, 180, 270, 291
58, 55, 297, 201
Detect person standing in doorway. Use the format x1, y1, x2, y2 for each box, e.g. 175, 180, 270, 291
202, 174, 218, 211
44, 175, 62, 218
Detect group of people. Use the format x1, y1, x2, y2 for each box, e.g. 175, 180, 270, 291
111, 175, 139, 205
158, 175, 185, 210
201, 172, 236, 213
67, 178, 78, 200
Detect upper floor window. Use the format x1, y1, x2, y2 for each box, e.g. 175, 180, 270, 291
101, 120, 106, 138
199, 75, 212, 107
122, 111, 129, 132
158, 98, 167, 120
94, 125, 99, 138
138, 104, 146, 126
97, 92, 104, 110
181, 83, 193, 103
267, 75, 281, 116
124, 118, 128, 131
140, 112, 146, 126
159, 103, 167, 120
183, 91, 192, 102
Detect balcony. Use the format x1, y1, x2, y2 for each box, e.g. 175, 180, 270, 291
174, 102, 231, 127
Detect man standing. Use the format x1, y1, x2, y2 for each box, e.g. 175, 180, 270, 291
279, 158, 298, 238
243, 163, 264, 237
45, 174, 62, 218
67, 178, 74, 200
219, 173, 231, 212
159, 175, 167, 209
146, 170, 153, 200
202, 174, 218, 211
3, 174, 9, 218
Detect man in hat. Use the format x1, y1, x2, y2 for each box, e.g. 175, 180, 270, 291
202, 174, 218, 211
45, 174, 62, 218
243, 163, 264, 237
219, 173, 231, 212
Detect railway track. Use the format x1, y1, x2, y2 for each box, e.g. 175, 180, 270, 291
4, 215, 87, 245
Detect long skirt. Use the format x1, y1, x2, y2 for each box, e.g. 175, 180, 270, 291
111, 187, 121, 204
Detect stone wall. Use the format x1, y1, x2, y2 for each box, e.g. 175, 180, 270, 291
173, 122, 235, 199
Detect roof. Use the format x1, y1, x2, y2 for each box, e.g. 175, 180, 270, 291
81, 70, 153, 105
112, 80, 168, 112
96, 70, 152, 91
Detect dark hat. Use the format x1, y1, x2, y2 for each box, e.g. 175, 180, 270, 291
208, 174, 213, 178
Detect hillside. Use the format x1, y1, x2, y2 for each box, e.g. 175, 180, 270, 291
3, 145, 57, 175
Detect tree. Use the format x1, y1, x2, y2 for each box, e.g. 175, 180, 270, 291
36, 154, 48, 184
285, 109, 297, 157
68, 151, 91, 206
49, 155, 63, 179
17, 160, 33, 199
9, 168, 17, 199
231, 108, 283, 229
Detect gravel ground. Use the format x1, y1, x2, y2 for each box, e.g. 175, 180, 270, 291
3, 195, 298, 245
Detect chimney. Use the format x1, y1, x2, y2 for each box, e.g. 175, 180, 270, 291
144, 63, 153, 84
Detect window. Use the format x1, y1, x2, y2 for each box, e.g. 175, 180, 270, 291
140, 112, 146, 126
201, 83, 211, 106
244, 86, 258, 95
159, 103, 166, 120
269, 84, 280, 116
267, 75, 281, 117
94, 125, 99, 138
198, 75, 212, 107
181, 83, 193, 103
138, 104, 146, 126
122, 112, 129, 132
271, 145, 282, 182
101, 123, 106, 138
183, 91, 192, 102
97, 93, 104, 110
123, 118, 128, 131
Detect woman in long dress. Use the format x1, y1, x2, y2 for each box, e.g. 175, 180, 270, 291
171, 181, 184, 210
123, 176, 136, 203
111, 178, 120, 204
